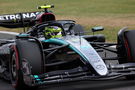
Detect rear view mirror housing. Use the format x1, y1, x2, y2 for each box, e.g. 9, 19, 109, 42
91, 26, 104, 32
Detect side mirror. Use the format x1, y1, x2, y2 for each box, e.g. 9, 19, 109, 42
91, 26, 104, 32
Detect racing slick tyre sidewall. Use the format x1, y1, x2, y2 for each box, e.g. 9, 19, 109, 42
9, 46, 28, 90
9, 43, 41, 90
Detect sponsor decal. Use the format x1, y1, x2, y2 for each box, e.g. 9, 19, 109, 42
96, 65, 105, 70
0, 12, 40, 21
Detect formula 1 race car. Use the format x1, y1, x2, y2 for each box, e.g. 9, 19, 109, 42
0, 4, 135, 90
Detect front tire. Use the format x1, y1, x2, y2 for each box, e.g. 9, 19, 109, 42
10, 48, 28, 90
10, 39, 43, 90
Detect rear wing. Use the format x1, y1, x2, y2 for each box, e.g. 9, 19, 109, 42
0, 12, 41, 28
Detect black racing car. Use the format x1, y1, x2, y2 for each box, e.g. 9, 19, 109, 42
0, 4, 135, 90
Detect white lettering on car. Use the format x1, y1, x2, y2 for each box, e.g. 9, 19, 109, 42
9, 15, 16, 20
22, 13, 30, 18
0, 12, 40, 21
29, 13, 36, 18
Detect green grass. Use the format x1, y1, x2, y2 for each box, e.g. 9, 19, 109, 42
1, 0, 135, 16
0, 0, 135, 42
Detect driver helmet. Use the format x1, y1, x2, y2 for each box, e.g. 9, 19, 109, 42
44, 26, 62, 39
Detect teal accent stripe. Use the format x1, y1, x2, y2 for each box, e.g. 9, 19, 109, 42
42, 38, 69, 45
69, 45, 89, 63
34, 75, 39, 79
17, 34, 29, 37
42, 38, 89, 63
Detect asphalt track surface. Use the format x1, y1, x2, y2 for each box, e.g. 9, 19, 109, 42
0, 31, 135, 90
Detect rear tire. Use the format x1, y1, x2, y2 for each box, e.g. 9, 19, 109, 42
117, 29, 135, 80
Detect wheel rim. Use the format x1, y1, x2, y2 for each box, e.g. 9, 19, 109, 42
22, 59, 31, 75
11, 53, 18, 82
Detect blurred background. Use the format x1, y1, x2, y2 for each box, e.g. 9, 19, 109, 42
0, 0, 135, 42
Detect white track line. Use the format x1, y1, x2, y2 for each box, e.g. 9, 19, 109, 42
0, 31, 19, 35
